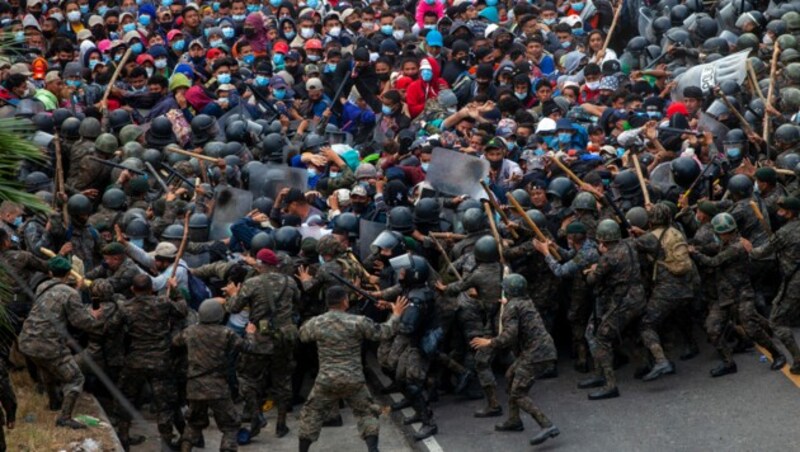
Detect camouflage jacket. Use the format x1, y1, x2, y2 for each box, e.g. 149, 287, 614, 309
633, 229, 694, 300
172, 323, 256, 400
85, 257, 142, 298
691, 237, 752, 307
587, 239, 645, 313
120, 293, 188, 370
82, 297, 126, 368
299, 310, 398, 385
18, 280, 99, 360
37, 217, 104, 271
752, 217, 800, 278
227, 271, 299, 354
718, 197, 773, 258
492, 296, 556, 364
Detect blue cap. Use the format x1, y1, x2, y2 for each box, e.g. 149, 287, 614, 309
174, 63, 195, 80
148, 44, 168, 59
556, 118, 573, 131
426, 30, 443, 47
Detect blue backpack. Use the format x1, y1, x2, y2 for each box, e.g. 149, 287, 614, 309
180, 264, 213, 310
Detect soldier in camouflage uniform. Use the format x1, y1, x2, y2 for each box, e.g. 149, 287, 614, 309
532, 221, 599, 373
85, 242, 142, 298
18, 256, 102, 429
690, 213, 786, 377
224, 248, 299, 439
690, 202, 721, 318
76, 280, 126, 389
115, 274, 188, 450
754, 167, 787, 230
65, 119, 114, 196
437, 235, 504, 417
0, 229, 48, 323
566, 192, 600, 240
297, 286, 408, 452
580, 220, 645, 400
747, 196, 800, 374
471, 274, 560, 446
297, 235, 360, 299
37, 194, 104, 272
173, 300, 258, 452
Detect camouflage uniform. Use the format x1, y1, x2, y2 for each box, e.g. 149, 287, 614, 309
172, 322, 257, 452
37, 215, 104, 271
227, 270, 299, 431
18, 280, 99, 421
297, 310, 398, 443
505, 241, 560, 333
0, 359, 16, 452
690, 221, 720, 308
21, 214, 48, 255
0, 248, 48, 322
491, 296, 556, 429
76, 295, 126, 381
586, 239, 646, 391
84, 257, 142, 298
66, 146, 114, 194
115, 292, 188, 446
751, 217, 800, 365
691, 237, 782, 364
759, 185, 788, 231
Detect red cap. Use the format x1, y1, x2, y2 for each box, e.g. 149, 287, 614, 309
666, 102, 689, 119
273, 41, 289, 54
206, 48, 224, 60
136, 54, 154, 65
256, 248, 279, 266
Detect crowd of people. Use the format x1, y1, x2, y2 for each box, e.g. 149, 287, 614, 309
0, 0, 800, 450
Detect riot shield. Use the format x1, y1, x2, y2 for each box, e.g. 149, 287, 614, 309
697, 112, 730, 150
671, 50, 749, 100
247, 162, 308, 198
209, 186, 253, 240
639, 7, 657, 44
649, 162, 675, 195
32, 130, 54, 148
425, 147, 490, 200
358, 219, 386, 260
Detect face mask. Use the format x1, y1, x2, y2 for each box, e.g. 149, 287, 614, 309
363, 21, 373, 29
616, 147, 625, 158
726, 148, 741, 160
300, 27, 315, 39
420, 68, 433, 82
145, 67, 154, 77
217, 73, 231, 84
424, 24, 436, 30
14, 30, 24, 42
325, 63, 337, 73
328, 26, 341, 36
132, 85, 146, 93
255, 75, 269, 86
543, 18, 556, 25
381, 104, 393, 115
307, 0, 319, 7
66, 79, 82, 88
210, 39, 223, 48
421, 162, 429, 172
270, 0, 281, 6
572, 1, 585, 11
307, 167, 318, 177
130, 42, 143, 54
274, 88, 286, 99
247, 5, 259, 13
123, 22, 136, 33
131, 238, 145, 249
222, 27, 234, 38
285, 30, 296, 40
318, 255, 325, 264
487, 0, 498, 5
79, 4, 89, 14
212, 1, 220, 11
89, 59, 100, 70
114, 53, 123, 62
106, 23, 117, 32
97, 5, 108, 15
534, 148, 545, 156
489, 159, 503, 170
543, 136, 557, 148
558, 132, 571, 144
233, 14, 246, 21
573, 28, 585, 36
173, 40, 185, 51
560, 40, 571, 49
586, 81, 599, 90
154, 58, 167, 69
12, 216, 22, 228
329, 171, 340, 179
392, 30, 405, 40
242, 54, 255, 65
514, 91, 527, 100
377, 72, 390, 81
67, 10, 81, 22
273, 53, 285, 65
307, 54, 320, 62
646, 111, 661, 119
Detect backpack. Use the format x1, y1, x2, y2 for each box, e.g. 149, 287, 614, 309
652, 227, 692, 277
180, 264, 213, 310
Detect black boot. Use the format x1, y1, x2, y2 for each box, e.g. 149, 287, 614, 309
587, 387, 619, 400
249, 412, 267, 438
642, 360, 675, 382
529, 425, 560, 445
410, 391, 438, 441
536, 363, 558, 380
791, 362, 800, 375
365, 435, 379, 452
381, 380, 402, 394
770, 353, 787, 371
56, 392, 84, 429
710, 361, 737, 377
276, 410, 290, 438
414, 423, 438, 441
473, 386, 502, 418
679, 343, 700, 361
494, 418, 524, 432
577, 375, 605, 389
299, 438, 312, 452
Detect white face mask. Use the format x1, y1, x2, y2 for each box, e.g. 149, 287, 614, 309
586, 81, 599, 90
392, 30, 405, 40
328, 26, 341, 36
300, 27, 314, 39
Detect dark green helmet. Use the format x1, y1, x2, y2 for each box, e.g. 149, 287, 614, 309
60, 117, 81, 140
119, 124, 144, 145
474, 235, 499, 263
596, 219, 621, 242
571, 192, 597, 212
502, 273, 528, 298
778, 33, 798, 51
784, 11, 800, 32
546, 177, 576, 205
613, 170, 639, 194
95, 133, 119, 155
626, 206, 649, 229
727, 174, 754, 199
780, 87, 800, 111
775, 123, 800, 146
123, 141, 145, 159
462, 207, 487, 233
79, 117, 101, 139
101, 188, 126, 210
780, 48, 800, 65
736, 33, 760, 52
777, 152, 800, 170
250, 231, 275, 252
198, 298, 225, 324
526, 209, 548, 229
67, 194, 92, 217
711, 212, 737, 234
786, 63, 800, 84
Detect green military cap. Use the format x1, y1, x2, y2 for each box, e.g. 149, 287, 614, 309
778, 196, 800, 212
48, 256, 72, 272
102, 242, 126, 255
698, 200, 719, 217
566, 221, 587, 235
301, 237, 319, 255
754, 167, 777, 184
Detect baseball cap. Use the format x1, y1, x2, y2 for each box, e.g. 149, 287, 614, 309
426, 30, 443, 47
305, 77, 323, 91
154, 242, 178, 259
9, 63, 31, 76
44, 70, 61, 83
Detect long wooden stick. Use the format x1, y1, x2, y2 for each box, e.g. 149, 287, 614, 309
746, 60, 766, 102
600, 0, 624, 55
166, 211, 191, 297
749, 200, 772, 237
716, 91, 756, 137
164, 145, 224, 164
482, 201, 510, 334
429, 234, 462, 281
631, 154, 651, 206
101, 48, 132, 107
52, 131, 68, 226
763, 44, 781, 144
506, 194, 561, 260
479, 180, 519, 239
39, 247, 91, 287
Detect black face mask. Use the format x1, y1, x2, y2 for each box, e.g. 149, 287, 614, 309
351, 202, 367, 214
106, 23, 118, 32
377, 72, 390, 82
243, 28, 255, 38
349, 21, 361, 31
489, 159, 503, 170
43, 29, 56, 38
516, 136, 528, 147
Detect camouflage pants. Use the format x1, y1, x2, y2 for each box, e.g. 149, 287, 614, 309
377, 334, 406, 375
298, 380, 379, 443
639, 296, 692, 362
457, 301, 496, 388
588, 302, 643, 384
770, 282, 800, 361
116, 368, 176, 438
706, 300, 775, 363
237, 343, 295, 422
182, 398, 239, 452
396, 346, 430, 387
567, 288, 592, 353
504, 357, 552, 428
28, 354, 83, 419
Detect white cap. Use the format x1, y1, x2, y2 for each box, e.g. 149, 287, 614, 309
536, 117, 557, 134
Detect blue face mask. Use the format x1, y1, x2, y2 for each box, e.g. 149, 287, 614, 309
543, 136, 557, 147
210, 39, 223, 48
273, 53, 285, 65
515, 91, 527, 100
572, 1, 585, 11
307, 0, 318, 7
726, 148, 741, 160
232, 14, 246, 21
255, 75, 269, 86
273, 88, 286, 100
486, 0, 498, 5
123, 23, 136, 33
308, 54, 320, 62
161, 0, 172, 6
79, 4, 89, 14
114, 53, 123, 62
558, 132, 571, 144
138, 15, 150, 26
380, 25, 393, 35
381, 105, 393, 115
246, 5, 259, 13
98, 6, 108, 15
14, 31, 24, 42
616, 148, 626, 158
325, 63, 337, 73
307, 167, 318, 177
66, 79, 82, 88
89, 59, 100, 70
329, 171, 340, 178
560, 40, 571, 49
243, 54, 255, 65
270, 0, 282, 6
130, 42, 143, 54
572, 28, 585, 36
173, 40, 185, 51
217, 73, 231, 84
212, 1, 220, 11
420, 68, 433, 82
131, 238, 144, 249
285, 30, 296, 40
543, 18, 556, 25
222, 27, 234, 38
421, 162, 429, 172
534, 148, 545, 156
12, 216, 22, 228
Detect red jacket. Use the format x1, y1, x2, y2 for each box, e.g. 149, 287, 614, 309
405, 57, 449, 119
